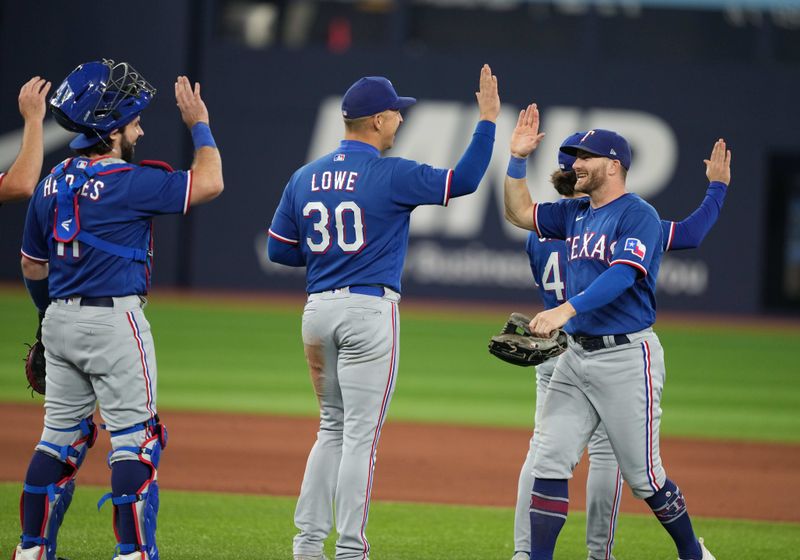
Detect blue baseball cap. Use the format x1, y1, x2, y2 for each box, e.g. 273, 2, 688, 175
557, 132, 585, 172
560, 129, 632, 170
341, 76, 416, 119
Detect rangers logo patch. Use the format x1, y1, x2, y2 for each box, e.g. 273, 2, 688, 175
624, 238, 647, 259
334, 154, 346, 162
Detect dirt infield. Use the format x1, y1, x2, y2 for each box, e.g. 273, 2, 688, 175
2, 403, 798, 523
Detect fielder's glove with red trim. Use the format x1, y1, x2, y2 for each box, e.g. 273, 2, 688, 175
24, 313, 46, 395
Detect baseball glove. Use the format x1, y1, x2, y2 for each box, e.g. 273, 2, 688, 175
488, 312, 568, 367
24, 313, 46, 395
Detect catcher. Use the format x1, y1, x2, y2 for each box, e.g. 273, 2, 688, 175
488, 312, 567, 367
14, 61, 223, 560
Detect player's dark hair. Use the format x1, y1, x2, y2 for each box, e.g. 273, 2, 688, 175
73, 121, 135, 158
75, 138, 113, 158
550, 169, 576, 197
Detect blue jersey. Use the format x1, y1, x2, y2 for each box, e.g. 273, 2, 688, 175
21, 156, 191, 298
525, 236, 567, 311
526, 219, 690, 312
268, 140, 454, 294
532, 194, 663, 336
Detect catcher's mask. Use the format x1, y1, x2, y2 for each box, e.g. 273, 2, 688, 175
50, 59, 156, 150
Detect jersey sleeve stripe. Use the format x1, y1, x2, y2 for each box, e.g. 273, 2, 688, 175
0, 172, 5, 188
610, 259, 647, 276
20, 249, 49, 263
442, 169, 453, 206
665, 221, 675, 252
532, 203, 541, 237
268, 228, 299, 245
183, 170, 192, 215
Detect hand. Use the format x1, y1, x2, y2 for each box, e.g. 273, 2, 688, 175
475, 64, 500, 123
510, 103, 545, 159
175, 76, 210, 128
529, 302, 576, 337
18, 77, 51, 122
704, 138, 731, 186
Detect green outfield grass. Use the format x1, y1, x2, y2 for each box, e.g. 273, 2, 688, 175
1, 290, 799, 442
0, 483, 796, 560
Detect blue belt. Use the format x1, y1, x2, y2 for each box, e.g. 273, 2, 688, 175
349, 285, 385, 297
573, 334, 630, 352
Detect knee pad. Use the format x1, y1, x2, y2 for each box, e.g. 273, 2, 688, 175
21, 417, 97, 560
36, 416, 98, 470
98, 418, 167, 560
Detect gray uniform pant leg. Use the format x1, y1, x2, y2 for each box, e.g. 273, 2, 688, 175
585, 424, 623, 560
590, 331, 666, 499
513, 356, 557, 553
532, 346, 600, 481
294, 292, 400, 560
37, 297, 158, 460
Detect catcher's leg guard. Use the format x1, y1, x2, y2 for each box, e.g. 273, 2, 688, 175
20, 417, 97, 560
98, 418, 167, 560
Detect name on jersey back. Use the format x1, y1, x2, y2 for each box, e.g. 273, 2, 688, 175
42, 174, 105, 201
310, 171, 359, 192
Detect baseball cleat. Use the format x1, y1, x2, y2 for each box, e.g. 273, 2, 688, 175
13, 545, 43, 560
511, 552, 530, 560
699, 537, 716, 560
113, 552, 149, 560
678, 537, 715, 560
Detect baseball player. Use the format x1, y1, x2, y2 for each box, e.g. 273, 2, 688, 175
14, 60, 223, 560
511, 132, 730, 560
0, 77, 51, 203
504, 104, 724, 560
267, 64, 500, 560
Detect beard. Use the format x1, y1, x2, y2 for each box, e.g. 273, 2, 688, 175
120, 136, 136, 162
574, 167, 603, 195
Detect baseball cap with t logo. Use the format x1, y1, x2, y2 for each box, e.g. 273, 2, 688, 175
559, 129, 632, 170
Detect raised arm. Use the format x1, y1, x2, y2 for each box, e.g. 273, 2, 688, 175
448, 64, 500, 198
0, 77, 50, 203
504, 103, 546, 230
175, 76, 224, 207
664, 139, 731, 251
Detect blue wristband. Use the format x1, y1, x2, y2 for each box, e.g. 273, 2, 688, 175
191, 122, 217, 150
24, 276, 50, 313
507, 156, 527, 179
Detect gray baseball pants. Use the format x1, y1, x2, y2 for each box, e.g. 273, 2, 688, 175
293, 287, 401, 560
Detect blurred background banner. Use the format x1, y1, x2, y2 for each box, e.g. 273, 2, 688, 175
1, 0, 799, 314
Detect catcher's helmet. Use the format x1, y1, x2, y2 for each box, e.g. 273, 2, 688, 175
50, 59, 156, 150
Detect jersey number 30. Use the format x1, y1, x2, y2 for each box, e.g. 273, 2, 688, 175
303, 201, 366, 253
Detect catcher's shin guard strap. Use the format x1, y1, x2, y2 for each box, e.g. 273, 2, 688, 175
99, 425, 166, 560
37, 417, 98, 469
21, 478, 75, 560
98, 478, 160, 560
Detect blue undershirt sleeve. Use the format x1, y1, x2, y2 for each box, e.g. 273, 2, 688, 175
24, 276, 50, 313
449, 120, 496, 197
667, 182, 727, 251
267, 236, 305, 267
568, 264, 638, 314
